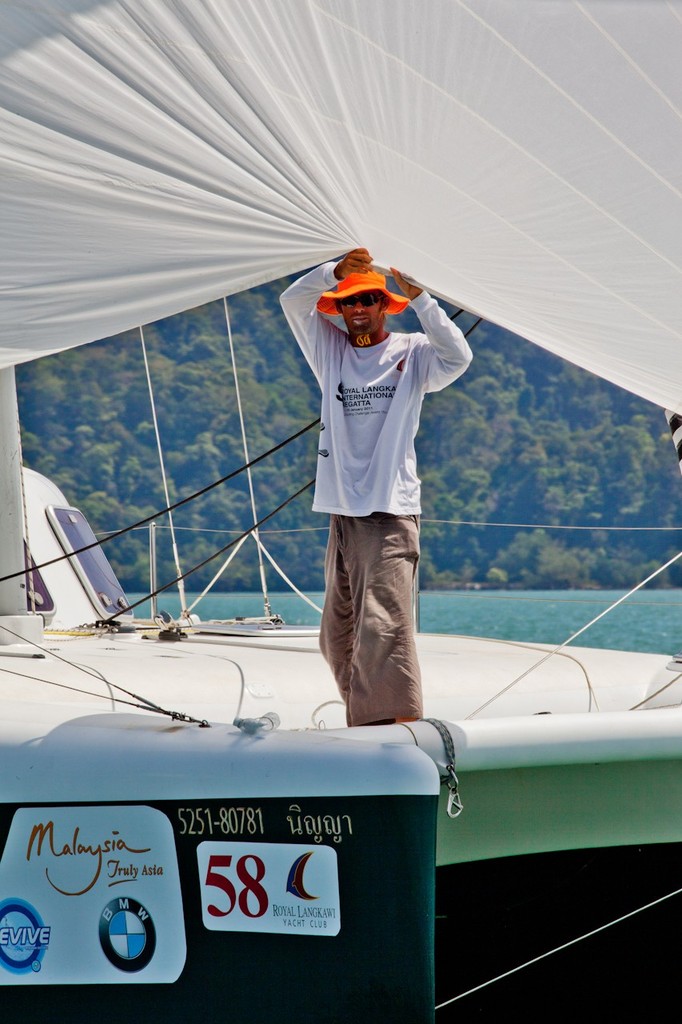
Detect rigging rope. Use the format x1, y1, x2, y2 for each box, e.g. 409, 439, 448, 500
184, 520, 323, 618
423, 517, 682, 531
449, 309, 482, 339
467, 546, 682, 718
0, 418, 320, 586
17, 415, 36, 613
256, 542, 323, 615
223, 297, 271, 617
140, 325, 188, 615
186, 534, 250, 614
0, 622, 208, 725
104, 479, 315, 621
435, 882, 682, 1010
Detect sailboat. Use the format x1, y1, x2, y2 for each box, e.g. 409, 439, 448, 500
2, 2, 682, 1020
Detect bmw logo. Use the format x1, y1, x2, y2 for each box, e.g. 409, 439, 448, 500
99, 897, 156, 972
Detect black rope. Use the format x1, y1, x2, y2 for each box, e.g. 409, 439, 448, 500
0, 417, 320, 585
104, 479, 315, 621
450, 309, 483, 339
0, 661, 209, 726
465, 317, 483, 338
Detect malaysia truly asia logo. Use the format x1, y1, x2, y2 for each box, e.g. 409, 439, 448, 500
0, 898, 51, 975
25, 819, 152, 895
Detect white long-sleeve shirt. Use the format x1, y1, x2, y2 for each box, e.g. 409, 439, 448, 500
280, 262, 473, 516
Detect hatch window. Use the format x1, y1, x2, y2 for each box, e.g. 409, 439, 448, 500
24, 543, 54, 614
47, 506, 132, 618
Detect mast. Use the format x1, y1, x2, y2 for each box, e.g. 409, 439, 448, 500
0, 366, 43, 645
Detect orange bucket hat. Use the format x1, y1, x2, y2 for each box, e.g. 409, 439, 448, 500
316, 271, 409, 316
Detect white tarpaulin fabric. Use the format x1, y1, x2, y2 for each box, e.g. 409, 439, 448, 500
1, 0, 681, 408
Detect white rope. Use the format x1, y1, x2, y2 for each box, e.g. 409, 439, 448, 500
416, 591, 682, 609
256, 541, 323, 615
139, 326, 188, 615
16, 403, 35, 614
630, 671, 682, 710
159, 527, 322, 618
424, 517, 682, 531
311, 699, 345, 728
223, 298, 271, 617
436, 881, 682, 1010
185, 535, 250, 614
455, 634, 600, 711
467, 546, 682, 718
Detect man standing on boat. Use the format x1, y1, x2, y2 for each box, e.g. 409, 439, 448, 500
281, 248, 472, 726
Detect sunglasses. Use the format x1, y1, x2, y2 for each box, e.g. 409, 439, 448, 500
337, 292, 383, 308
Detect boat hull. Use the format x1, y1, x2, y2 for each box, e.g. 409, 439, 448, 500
433, 754, 682, 1017
0, 714, 439, 1022
437, 756, 682, 865
435, 840, 682, 1018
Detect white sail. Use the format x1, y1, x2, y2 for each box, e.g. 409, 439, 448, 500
1, 0, 681, 408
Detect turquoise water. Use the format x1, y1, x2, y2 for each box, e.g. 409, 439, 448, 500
128, 589, 682, 656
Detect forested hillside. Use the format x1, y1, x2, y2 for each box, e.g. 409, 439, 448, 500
16, 272, 682, 594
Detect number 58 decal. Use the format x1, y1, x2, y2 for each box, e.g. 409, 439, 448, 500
197, 842, 341, 936
204, 853, 269, 919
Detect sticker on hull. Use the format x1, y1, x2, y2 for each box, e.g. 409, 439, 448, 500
0, 805, 185, 984
197, 841, 340, 936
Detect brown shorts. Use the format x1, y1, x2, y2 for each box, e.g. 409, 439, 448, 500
319, 512, 423, 727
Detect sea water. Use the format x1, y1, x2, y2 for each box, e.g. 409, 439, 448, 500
128, 588, 682, 656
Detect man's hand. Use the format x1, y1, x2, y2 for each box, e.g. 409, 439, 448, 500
334, 247, 373, 280
391, 268, 422, 301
